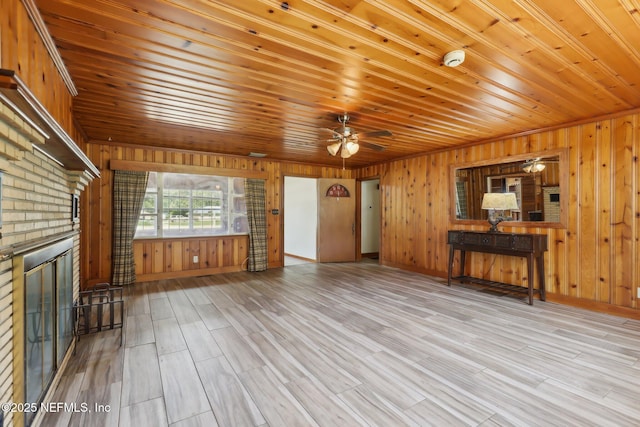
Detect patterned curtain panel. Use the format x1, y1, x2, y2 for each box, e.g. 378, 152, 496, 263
112, 170, 149, 286
245, 178, 268, 272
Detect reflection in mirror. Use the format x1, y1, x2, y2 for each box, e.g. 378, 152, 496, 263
454, 154, 562, 224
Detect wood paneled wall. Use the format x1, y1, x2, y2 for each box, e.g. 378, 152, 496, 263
0, 0, 75, 134
82, 144, 352, 286
1, 2, 89, 426
133, 235, 249, 281
356, 113, 640, 311
4, 0, 638, 319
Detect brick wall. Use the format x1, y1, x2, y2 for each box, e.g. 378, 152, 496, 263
542, 186, 561, 222
0, 98, 87, 427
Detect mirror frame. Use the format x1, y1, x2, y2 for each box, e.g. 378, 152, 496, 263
450, 148, 569, 229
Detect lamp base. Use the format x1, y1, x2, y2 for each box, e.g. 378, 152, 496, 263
487, 216, 503, 233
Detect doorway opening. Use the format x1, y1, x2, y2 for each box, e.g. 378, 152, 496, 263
284, 176, 366, 266
283, 176, 317, 266
360, 178, 380, 261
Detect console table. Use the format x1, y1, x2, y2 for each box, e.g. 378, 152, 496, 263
447, 230, 548, 305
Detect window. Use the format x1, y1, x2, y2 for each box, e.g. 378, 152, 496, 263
135, 172, 247, 238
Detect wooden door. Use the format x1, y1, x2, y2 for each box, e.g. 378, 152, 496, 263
317, 178, 356, 262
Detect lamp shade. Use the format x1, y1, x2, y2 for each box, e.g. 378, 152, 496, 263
481, 192, 518, 210
532, 162, 545, 172
340, 143, 352, 158
327, 141, 341, 156
522, 160, 546, 173
345, 141, 359, 155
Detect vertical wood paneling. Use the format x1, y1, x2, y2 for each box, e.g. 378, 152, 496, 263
1, 3, 91, 424
356, 113, 640, 311
207, 240, 218, 268
566, 126, 580, 298
133, 236, 248, 281
153, 241, 164, 273
216, 240, 224, 267
83, 145, 349, 286
634, 116, 640, 311
597, 120, 612, 303
10, 0, 635, 313
579, 122, 597, 300
165, 242, 174, 272
173, 241, 184, 271
613, 115, 635, 307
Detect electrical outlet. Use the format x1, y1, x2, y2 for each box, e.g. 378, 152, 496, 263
193, 255, 199, 263
637, 288, 640, 299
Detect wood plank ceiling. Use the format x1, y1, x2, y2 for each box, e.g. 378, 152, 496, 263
34, 0, 640, 168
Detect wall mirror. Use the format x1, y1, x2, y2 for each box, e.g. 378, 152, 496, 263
451, 149, 568, 228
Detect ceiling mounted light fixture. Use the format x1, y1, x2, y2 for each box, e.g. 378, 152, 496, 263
341, 141, 359, 158
327, 142, 341, 156
443, 49, 465, 67
323, 113, 390, 159
521, 159, 546, 173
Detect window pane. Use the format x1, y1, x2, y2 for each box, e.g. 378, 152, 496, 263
135, 172, 246, 239
163, 188, 190, 235
136, 172, 158, 237
232, 178, 248, 233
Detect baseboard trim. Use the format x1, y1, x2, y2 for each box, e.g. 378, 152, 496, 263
136, 265, 245, 282
284, 253, 316, 263
546, 293, 640, 320
380, 261, 639, 319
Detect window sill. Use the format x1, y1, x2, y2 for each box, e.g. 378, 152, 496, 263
134, 233, 249, 242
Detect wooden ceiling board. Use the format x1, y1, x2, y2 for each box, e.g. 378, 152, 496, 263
34, 0, 640, 168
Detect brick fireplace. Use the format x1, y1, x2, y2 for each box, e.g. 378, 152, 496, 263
0, 70, 98, 427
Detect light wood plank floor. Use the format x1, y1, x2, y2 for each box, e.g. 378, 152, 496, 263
42, 262, 640, 426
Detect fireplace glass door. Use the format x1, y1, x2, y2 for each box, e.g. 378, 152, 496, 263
24, 246, 74, 426
56, 250, 74, 365
25, 260, 56, 409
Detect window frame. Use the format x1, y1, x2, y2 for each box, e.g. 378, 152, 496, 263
109, 160, 268, 239
135, 171, 247, 239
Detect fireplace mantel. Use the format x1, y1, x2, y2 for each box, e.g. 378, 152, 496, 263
0, 69, 99, 178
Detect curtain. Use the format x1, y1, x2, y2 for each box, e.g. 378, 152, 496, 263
112, 170, 149, 286
245, 178, 268, 271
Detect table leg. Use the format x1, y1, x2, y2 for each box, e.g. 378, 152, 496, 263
537, 254, 546, 301
447, 246, 454, 286
527, 253, 534, 305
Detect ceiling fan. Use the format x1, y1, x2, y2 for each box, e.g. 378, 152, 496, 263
521, 157, 558, 173
323, 113, 392, 159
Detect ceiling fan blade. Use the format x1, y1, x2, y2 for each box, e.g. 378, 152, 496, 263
320, 127, 343, 137
360, 141, 386, 151
358, 130, 392, 139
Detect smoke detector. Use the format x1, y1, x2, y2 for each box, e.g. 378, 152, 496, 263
443, 50, 465, 67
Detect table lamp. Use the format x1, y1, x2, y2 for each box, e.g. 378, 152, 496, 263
481, 192, 518, 232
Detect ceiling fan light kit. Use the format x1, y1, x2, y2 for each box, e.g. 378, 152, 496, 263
443, 50, 465, 67
324, 113, 390, 160
345, 141, 359, 155
327, 142, 341, 156
521, 159, 546, 173
340, 142, 359, 158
